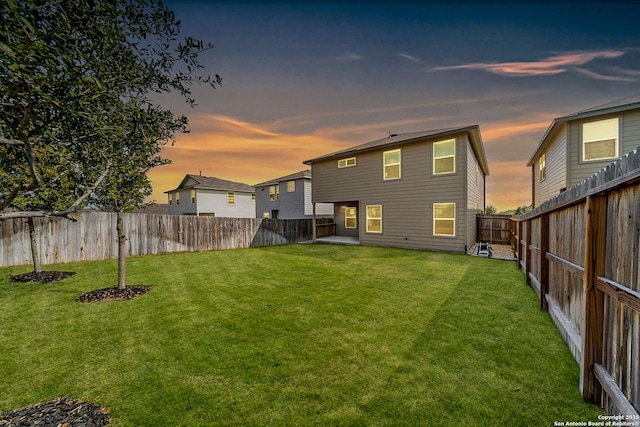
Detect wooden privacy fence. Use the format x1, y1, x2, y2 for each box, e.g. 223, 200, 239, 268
513, 148, 640, 416
0, 212, 333, 268
476, 214, 512, 244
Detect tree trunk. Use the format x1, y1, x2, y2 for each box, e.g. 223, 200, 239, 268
116, 209, 126, 290
27, 217, 42, 273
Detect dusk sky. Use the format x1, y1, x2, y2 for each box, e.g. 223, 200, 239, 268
149, 1, 640, 211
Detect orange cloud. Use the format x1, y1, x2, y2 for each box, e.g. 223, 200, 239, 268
481, 117, 554, 141
486, 161, 532, 211
147, 114, 349, 202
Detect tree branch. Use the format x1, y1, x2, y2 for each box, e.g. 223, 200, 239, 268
0, 165, 110, 221
0, 138, 41, 211
0, 135, 26, 146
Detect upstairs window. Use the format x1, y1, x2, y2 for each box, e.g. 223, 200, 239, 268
433, 139, 455, 174
287, 180, 296, 192
338, 157, 356, 168
251, 193, 255, 201
168, 194, 172, 206
582, 117, 618, 161
227, 192, 235, 205
176, 193, 180, 205
383, 149, 401, 180
191, 189, 196, 204
269, 185, 279, 201
539, 153, 546, 182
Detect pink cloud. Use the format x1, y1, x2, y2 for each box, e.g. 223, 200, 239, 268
431, 50, 626, 77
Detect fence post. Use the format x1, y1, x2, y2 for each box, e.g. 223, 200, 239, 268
525, 219, 532, 284
540, 213, 550, 311
516, 220, 523, 268
580, 194, 607, 403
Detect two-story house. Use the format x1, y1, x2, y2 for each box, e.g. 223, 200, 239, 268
254, 170, 333, 219
303, 126, 489, 253
528, 94, 640, 208
165, 174, 255, 218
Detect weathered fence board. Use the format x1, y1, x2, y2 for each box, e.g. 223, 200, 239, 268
513, 148, 640, 416
0, 213, 332, 268
476, 214, 512, 244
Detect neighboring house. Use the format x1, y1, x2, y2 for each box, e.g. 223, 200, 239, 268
254, 170, 333, 219
303, 126, 489, 253
528, 94, 640, 208
165, 174, 255, 218
133, 203, 169, 215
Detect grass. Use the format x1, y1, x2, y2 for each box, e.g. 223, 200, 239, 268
0, 244, 602, 426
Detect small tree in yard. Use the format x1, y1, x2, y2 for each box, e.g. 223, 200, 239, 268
485, 205, 498, 215
1, 0, 219, 281
92, 102, 185, 290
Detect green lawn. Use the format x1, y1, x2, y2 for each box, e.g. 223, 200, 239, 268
0, 244, 602, 426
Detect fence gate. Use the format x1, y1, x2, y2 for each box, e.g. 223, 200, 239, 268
476, 214, 512, 245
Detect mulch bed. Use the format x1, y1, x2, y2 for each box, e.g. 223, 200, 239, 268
10, 271, 76, 284
76, 285, 151, 303
0, 397, 110, 426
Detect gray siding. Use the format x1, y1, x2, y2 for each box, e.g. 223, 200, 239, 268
167, 190, 195, 215
168, 189, 255, 218
256, 179, 333, 219
622, 109, 640, 153
311, 134, 472, 252
466, 141, 485, 250
255, 183, 281, 218
278, 180, 303, 219
567, 110, 640, 187
304, 181, 333, 216
534, 128, 567, 207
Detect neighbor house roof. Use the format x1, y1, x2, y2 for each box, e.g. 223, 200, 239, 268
165, 174, 254, 193
527, 94, 640, 166
303, 125, 489, 175
254, 170, 311, 187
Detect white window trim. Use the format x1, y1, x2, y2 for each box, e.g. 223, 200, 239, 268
581, 117, 619, 162
383, 149, 401, 180
338, 157, 356, 168
227, 192, 235, 205
433, 139, 456, 175
191, 189, 196, 204
539, 153, 546, 182
433, 203, 456, 237
345, 207, 357, 229
366, 205, 382, 233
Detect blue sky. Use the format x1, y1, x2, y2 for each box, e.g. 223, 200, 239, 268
149, 1, 640, 210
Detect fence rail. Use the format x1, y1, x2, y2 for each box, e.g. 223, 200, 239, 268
513, 148, 640, 417
0, 213, 332, 268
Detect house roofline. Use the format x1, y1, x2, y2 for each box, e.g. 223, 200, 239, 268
254, 169, 311, 187
527, 94, 640, 166
304, 125, 489, 175
164, 174, 255, 194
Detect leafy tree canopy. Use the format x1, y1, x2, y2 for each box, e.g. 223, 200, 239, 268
0, 0, 220, 219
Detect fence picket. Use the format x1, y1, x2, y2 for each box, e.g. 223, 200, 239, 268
514, 149, 640, 415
